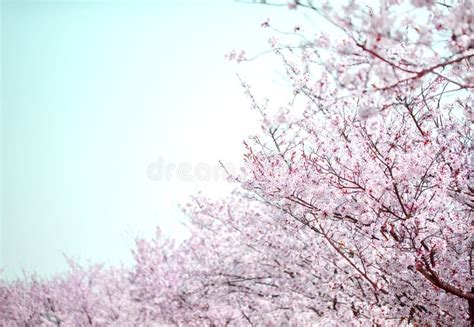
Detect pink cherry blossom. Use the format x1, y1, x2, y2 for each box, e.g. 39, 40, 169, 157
2, 0, 473, 325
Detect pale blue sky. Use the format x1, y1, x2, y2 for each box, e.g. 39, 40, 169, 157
1, 0, 306, 278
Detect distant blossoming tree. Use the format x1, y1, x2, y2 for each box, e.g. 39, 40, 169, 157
1, 0, 473, 325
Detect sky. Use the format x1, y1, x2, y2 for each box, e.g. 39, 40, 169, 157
1, 0, 309, 279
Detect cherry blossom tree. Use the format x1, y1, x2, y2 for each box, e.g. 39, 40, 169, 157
231, 0, 473, 323
0, 260, 134, 326
1, 0, 473, 325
